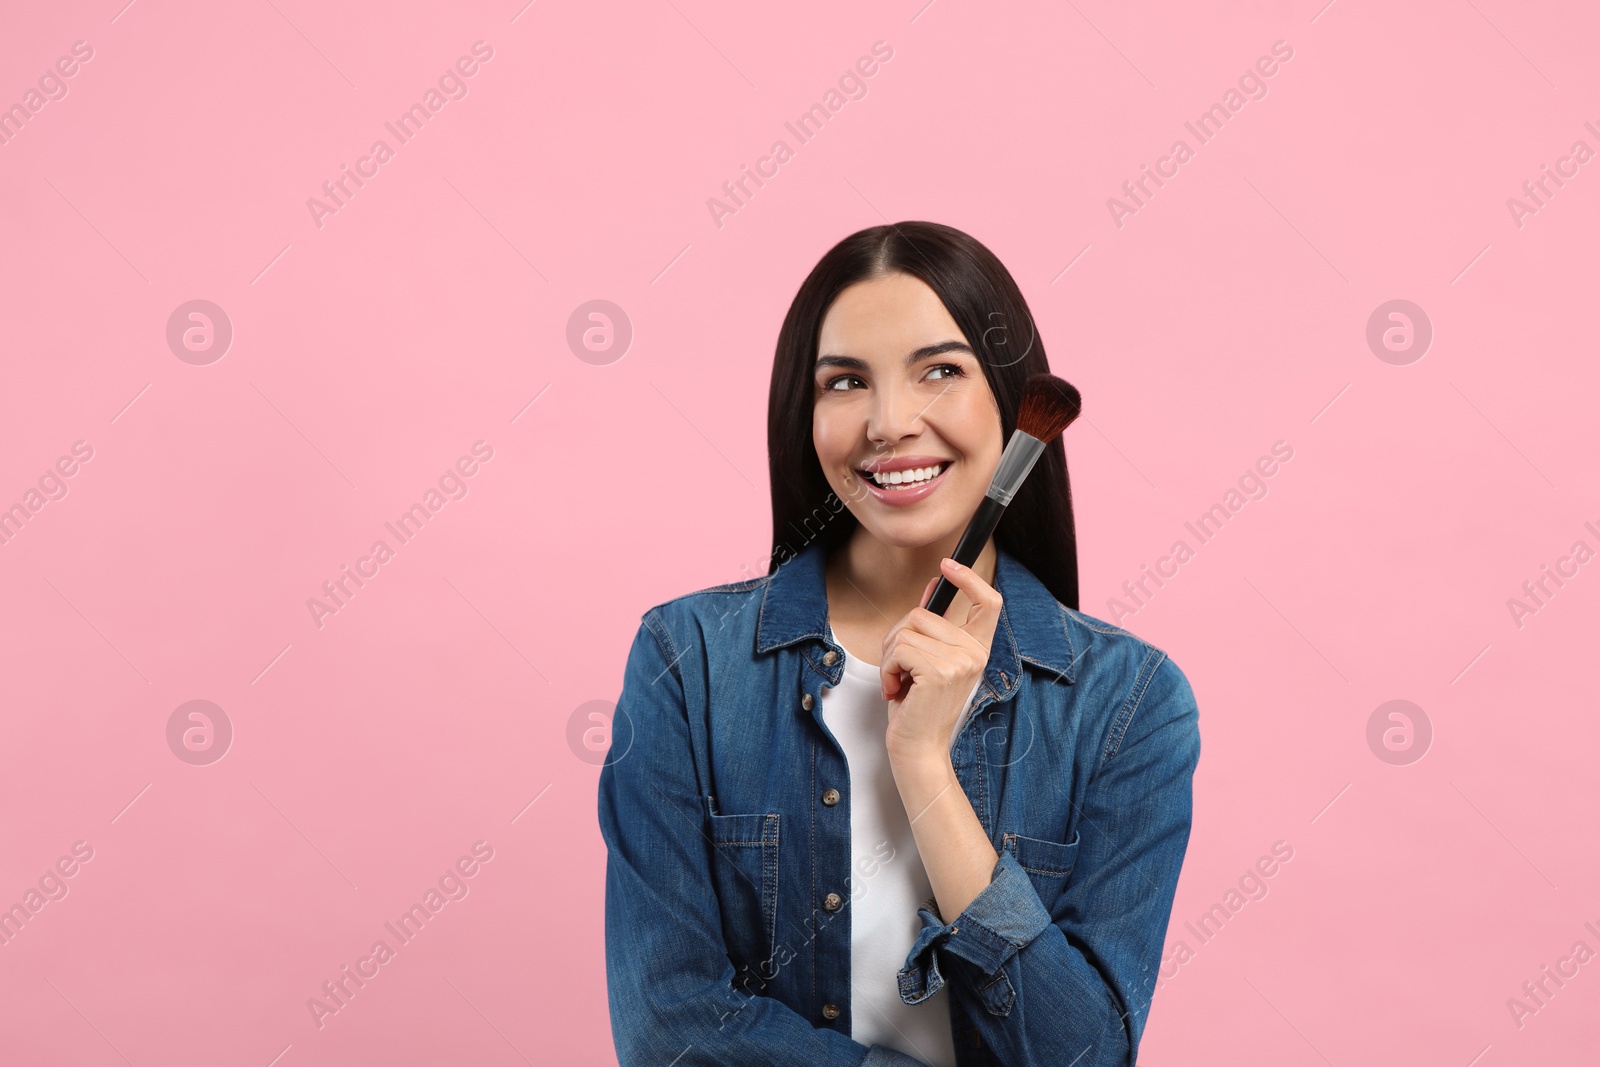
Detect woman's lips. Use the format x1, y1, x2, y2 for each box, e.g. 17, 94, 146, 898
858, 462, 953, 507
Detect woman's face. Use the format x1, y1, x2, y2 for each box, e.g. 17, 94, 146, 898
812, 271, 1004, 550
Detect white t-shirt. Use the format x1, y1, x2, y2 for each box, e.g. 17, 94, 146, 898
820, 627, 985, 1067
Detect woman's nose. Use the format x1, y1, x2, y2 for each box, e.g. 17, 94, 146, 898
866, 384, 925, 443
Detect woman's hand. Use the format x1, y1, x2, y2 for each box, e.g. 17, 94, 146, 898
880, 557, 1003, 764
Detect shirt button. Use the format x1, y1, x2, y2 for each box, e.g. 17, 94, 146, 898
802, 693, 814, 711
823, 892, 842, 911
822, 650, 838, 666
822, 1003, 840, 1020
821, 788, 840, 806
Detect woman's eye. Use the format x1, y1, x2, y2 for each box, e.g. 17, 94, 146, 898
821, 365, 963, 392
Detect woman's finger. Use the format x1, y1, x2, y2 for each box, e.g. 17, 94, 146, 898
899, 603, 986, 652
880, 576, 941, 672
879, 629, 932, 701
935, 557, 1003, 641
885, 627, 980, 691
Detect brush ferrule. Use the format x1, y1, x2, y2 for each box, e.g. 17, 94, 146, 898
986, 431, 1046, 506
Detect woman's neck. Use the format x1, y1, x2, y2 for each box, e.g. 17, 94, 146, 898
825, 528, 998, 631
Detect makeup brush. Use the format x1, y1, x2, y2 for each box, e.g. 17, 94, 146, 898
924, 373, 1082, 617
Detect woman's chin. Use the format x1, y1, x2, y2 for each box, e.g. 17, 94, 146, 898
855, 510, 969, 549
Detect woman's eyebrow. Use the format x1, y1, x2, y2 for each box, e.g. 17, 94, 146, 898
814, 340, 974, 373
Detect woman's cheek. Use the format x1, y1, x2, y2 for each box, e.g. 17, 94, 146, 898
812, 415, 850, 471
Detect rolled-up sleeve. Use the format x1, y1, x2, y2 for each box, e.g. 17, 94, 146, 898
895, 652, 1202, 1066
599, 610, 931, 1067
897, 849, 1052, 1012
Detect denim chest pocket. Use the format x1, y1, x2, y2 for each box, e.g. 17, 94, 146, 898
1001, 829, 1080, 912
706, 810, 780, 973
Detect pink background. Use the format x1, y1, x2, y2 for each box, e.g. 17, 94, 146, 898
2, 0, 1597, 1063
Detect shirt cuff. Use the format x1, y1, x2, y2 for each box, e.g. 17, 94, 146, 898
895, 849, 1053, 1016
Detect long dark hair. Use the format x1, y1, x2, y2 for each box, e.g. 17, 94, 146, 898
765, 220, 1080, 610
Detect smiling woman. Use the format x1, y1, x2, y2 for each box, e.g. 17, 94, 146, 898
600, 221, 1201, 1067
810, 276, 1005, 542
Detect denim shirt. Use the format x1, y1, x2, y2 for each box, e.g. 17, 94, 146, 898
598, 540, 1201, 1067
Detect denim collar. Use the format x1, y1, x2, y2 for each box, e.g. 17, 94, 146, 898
755, 539, 1078, 700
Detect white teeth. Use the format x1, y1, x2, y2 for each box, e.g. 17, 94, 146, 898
865, 462, 948, 489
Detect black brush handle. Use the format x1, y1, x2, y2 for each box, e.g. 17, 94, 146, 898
925, 495, 1007, 617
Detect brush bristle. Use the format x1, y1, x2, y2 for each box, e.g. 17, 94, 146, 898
1016, 373, 1082, 441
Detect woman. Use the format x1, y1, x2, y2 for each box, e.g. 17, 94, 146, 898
598, 221, 1201, 1066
